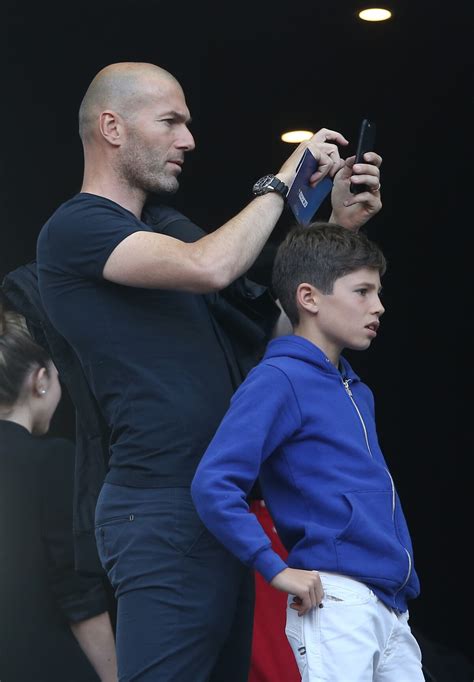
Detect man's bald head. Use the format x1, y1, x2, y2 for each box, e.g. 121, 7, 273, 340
78, 62, 179, 142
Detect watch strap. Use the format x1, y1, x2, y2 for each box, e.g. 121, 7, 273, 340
252, 174, 289, 200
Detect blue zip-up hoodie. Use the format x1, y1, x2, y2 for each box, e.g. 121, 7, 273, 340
192, 335, 420, 612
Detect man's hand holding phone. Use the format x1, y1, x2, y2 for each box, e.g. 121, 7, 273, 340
329, 120, 382, 232
329, 151, 382, 232
272, 123, 382, 233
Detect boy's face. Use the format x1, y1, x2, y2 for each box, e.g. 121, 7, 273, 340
314, 267, 384, 356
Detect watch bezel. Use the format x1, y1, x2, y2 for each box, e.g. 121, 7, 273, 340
252, 174, 275, 194
252, 174, 288, 199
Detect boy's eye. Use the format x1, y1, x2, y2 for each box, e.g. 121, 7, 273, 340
355, 289, 367, 296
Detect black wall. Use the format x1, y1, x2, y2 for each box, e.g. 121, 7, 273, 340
1, 0, 471, 668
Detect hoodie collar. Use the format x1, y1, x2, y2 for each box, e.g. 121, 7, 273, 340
264, 335, 360, 381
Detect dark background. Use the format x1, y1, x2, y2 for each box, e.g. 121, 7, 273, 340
1, 0, 472, 671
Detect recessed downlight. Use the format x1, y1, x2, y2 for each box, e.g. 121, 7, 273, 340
358, 8, 392, 21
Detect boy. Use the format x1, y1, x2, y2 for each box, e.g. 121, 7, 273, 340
191, 222, 424, 681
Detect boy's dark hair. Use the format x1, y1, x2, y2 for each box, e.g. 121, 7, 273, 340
272, 222, 387, 326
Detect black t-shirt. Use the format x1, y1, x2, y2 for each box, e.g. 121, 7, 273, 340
37, 193, 236, 487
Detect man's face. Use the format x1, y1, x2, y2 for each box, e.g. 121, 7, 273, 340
119, 77, 195, 195
315, 267, 385, 356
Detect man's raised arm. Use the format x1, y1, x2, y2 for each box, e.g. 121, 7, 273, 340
103, 129, 348, 293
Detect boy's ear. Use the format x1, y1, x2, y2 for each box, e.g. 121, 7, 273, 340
296, 283, 320, 315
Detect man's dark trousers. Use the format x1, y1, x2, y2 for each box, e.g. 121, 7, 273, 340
96, 483, 254, 681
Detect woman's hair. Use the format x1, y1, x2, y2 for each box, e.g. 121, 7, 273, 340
0, 296, 51, 408
272, 222, 387, 326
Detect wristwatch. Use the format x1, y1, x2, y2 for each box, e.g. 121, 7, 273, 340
252, 174, 289, 200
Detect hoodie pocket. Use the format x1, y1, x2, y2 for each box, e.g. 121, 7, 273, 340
334, 490, 409, 588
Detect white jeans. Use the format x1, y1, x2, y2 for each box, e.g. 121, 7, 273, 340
285, 572, 424, 682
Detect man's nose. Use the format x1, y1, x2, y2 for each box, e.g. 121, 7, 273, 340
178, 126, 195, 152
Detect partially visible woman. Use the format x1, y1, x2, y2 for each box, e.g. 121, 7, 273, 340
0, 298, 117, 681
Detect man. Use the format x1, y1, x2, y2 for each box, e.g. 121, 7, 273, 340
36, 62, 382, 681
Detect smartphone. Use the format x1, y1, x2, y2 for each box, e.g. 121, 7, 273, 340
349, 119, 376, 194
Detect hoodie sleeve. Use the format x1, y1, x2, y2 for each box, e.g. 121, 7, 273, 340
191, 362, 301, 583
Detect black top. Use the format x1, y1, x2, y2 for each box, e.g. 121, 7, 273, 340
2, 202, 277, 573
0, 420, 107, 680
37, 194, 238, 488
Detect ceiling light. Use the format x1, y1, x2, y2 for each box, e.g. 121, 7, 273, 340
281, 130, 314, 144
358, 8, 392, 21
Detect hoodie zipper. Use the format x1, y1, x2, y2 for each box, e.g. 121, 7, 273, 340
341, 376, 412, 600
342, 378, 373, 458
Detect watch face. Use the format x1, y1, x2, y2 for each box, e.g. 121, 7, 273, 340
253, 174, 274, 193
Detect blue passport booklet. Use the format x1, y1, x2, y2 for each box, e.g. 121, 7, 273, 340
286, 148, 333, 226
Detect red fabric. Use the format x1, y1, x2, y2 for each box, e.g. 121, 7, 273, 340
248, 500, 300, 682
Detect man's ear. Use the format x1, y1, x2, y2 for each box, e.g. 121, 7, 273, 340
296, 283, 319, 315
99, 110, 124, 146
